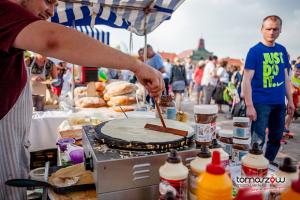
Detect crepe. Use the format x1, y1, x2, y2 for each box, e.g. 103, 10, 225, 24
101, 118, 194, 143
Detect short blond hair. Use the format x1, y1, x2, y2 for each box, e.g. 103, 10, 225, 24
262, 15, 282, 28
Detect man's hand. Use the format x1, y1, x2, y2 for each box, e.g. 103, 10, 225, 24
287, 100, 295, 116
246, 105, 257, 121
134, 61, 164, 99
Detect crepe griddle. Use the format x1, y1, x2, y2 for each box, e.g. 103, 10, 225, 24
94, 121, 193, 151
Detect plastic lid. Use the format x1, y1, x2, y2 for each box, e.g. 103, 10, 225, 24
291, 173, 300, 193
279, 157, 297, 173
206, 151, 225, 175
164, 191, 175, 200
209, 139, 222, 149
197, 145, 211, 158
194, 105, 218, 114
219, 129, 233, 138
233, 117, 250, 123
234, 187, 263, 200
233, 138, 251, 145
249, 143, 263, 155
167, 149, 181, 164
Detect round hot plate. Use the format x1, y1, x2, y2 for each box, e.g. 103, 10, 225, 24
94, 118, 194, 151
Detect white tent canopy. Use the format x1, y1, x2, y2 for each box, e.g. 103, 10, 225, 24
75, 26, 110, 44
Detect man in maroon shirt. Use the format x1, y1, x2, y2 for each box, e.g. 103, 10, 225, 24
0, 1, 164, 199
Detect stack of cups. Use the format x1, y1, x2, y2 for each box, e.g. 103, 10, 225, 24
232, 117, 251, 163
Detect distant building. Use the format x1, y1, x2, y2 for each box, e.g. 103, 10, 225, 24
190, 38, 213, 61
178, 38, 213, 62
221, 57, 244, 68
177, 49, 193, 60
158, 52, 178, 64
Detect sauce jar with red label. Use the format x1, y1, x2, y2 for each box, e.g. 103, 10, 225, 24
159, 150, 188, 200
241, 143, 269, 177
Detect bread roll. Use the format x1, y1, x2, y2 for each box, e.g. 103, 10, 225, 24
113, 105, 135, 112
75, 97, 106, 108
104, 81, 137, 100
95, 82, 105, 91
59, 129, 82, 140
106, 95, 137, 107
86, 82, 98, 97
74, 87, 87, 99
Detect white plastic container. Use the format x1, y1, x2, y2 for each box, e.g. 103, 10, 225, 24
189, 146, 212, 200
270, 157, 299, 200
29, 167, 45, 181
241, 143, 269, 177
159, 150, 188, 199
209, 139, 230, 169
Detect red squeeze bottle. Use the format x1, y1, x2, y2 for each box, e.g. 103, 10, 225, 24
234, 187, 264, 200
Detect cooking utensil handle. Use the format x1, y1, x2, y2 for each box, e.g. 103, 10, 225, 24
5, 179, 51, 188
42, 161, 49, 200
154, 99, 166, 128
118, 105, 128, 119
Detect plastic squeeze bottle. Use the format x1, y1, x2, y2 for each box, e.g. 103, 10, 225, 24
159, 149, 189, 200
209, 139, 230, 169
270, 157, 299, 200
196, 151, 232, 200
280, 173, 300, 200
241, 142, 269, 177
189, 145, 212, 200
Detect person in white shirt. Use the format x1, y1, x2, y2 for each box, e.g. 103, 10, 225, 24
201, 56, 218, 104
185, 57, 194, 98
163, 58, 173, 95
215, 60, 229, 113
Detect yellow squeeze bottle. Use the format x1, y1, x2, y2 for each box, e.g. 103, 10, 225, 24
196, 151, 232, 200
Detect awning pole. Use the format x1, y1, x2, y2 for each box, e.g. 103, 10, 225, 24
71, 20, 76, 112
143, 14, 148, 104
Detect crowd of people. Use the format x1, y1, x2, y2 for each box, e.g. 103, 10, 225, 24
133, 15, 300, 168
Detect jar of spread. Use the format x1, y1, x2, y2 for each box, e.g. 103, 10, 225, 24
189, 146, 212, 200
159, 150, 188, 200
157, 95, 176, 120
233, 117, 251, 139
241, 142, 269, 177
232, 138, 250, 163
194, 105, 218, 146
218, 129, 233, 157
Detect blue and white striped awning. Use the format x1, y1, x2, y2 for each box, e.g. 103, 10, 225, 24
51, 0, 185, 36
75, 26, 110, 45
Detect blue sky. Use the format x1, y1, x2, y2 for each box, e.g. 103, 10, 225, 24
98, 0, 300, 60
